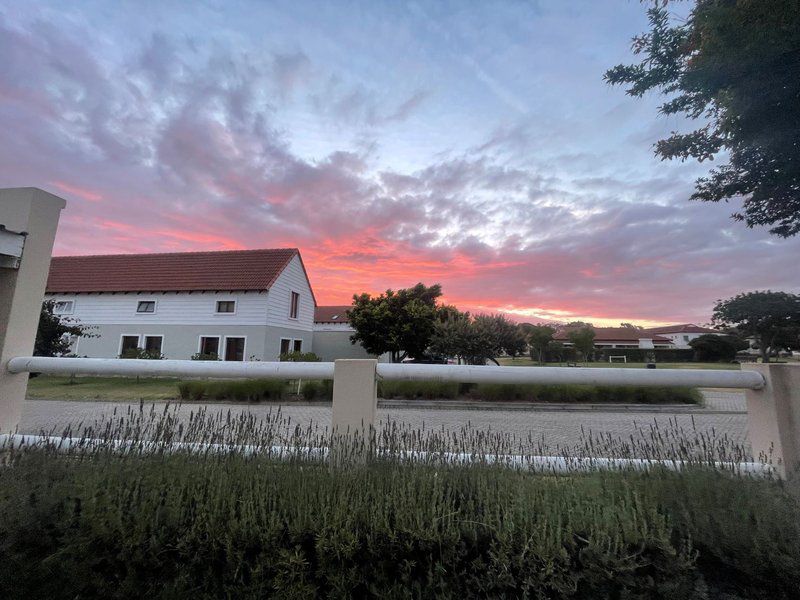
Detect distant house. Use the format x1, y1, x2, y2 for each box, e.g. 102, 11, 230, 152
45, 249, 316, 361
554, 327, 673, 350
313, 305, 388, 362
642, 324, 721, 349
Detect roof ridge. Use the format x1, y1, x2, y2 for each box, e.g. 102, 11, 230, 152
52, 247, 298, 260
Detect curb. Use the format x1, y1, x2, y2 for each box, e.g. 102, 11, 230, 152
376, 399, 746, 415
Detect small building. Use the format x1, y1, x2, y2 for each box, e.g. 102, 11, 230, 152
45, 248, 316, 361
554, 327, 673, 349
312, 305, 388, 362
642, 324, 721, 349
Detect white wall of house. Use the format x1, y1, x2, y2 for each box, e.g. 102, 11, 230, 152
44, 291, 270, 326
266, 255, 314, 332
656, 332, 722, 349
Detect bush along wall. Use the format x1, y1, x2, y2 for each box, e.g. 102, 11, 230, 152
378, 381, 701, 404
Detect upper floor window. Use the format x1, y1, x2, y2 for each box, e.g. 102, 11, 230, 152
289, 292, 300, 319
53, 300, 74, 315
216, 300, 236, 314
136, 300, 156, 313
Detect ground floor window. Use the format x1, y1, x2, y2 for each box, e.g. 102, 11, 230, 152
293, 339, 303, 353
224, 337, 246, 361
120, 335, 139, 356
199, 336, 221, 357
143, 335, 163, 355
280, 338, 291, 355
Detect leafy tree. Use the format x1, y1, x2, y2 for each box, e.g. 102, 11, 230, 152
568, 326, 596, 365
711, 291, 800, 362
430, 313, 523, 365
34, 300, 92, 357
689, 334, 747, 362
546, 340, 566, 363
620, 322, 643, 330
606, 0, 800, 237
525, 324, 556, 364
349, 283, 442, 362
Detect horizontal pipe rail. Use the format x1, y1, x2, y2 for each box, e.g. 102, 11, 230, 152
7, 357, 765, 389
7, 356, 335, 380
0, 434, 775, 477
376, 363, 765, 389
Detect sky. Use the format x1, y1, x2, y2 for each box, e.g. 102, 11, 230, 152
1, 0, 797, 327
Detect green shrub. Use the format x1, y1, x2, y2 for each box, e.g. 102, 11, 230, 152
378, 379, 460, 399
190, 352, 220, 361
177, 379, 288, 402
300, 379, 333, 401
1, 448, 798, 599
279, 351, 320, 362
376, 381, 701, 404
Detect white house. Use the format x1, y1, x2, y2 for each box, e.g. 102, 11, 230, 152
554, 327, 674, 349
642, 324, 722, 349
45, 248, 317, 361
312, 305, 388, 362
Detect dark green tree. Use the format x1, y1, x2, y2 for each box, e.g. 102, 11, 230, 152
605, 0, 800, 237
349, 283, 442, 362
689, 334, 748, 362
34, 300, 92, 357
430, 313, 524, 365
525, 324, 556, 364
568, 326, 596, 365
711, 291, 800, 362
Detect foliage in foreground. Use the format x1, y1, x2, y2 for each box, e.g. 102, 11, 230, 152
1, 407, 795, 599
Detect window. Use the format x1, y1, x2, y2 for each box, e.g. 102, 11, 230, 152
216, 300, 236, 313
199, 336, 220, 356
120, 335, 140, 356
136, 300, 156, 313
293, 339, 303, 353
280, 338, 291, 355
683, 335, 690, 342
224, 337, 246, 361
143, 335, 163, 354
53, 300, 74, 315
289, 292, 299, 319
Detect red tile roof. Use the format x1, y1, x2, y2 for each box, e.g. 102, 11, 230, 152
643, 324, 719, 335
314, 305, 352, 323
46, 248, 300, 293
554, 327, 672, 343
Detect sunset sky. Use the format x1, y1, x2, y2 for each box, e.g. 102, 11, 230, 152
1, 1, 798, 326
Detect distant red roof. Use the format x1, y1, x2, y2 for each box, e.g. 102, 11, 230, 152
314, 305, 352, 323
554, 327, 672, 343
644, 324, 719, 335
46, 248, 302, 293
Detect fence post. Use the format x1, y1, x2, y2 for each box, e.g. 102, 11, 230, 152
331, 359, 377, 464
0, 188, 66, 433
743, 364, 800, 479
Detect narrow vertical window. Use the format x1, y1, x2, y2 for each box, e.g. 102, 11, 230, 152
289, 292, 299, 319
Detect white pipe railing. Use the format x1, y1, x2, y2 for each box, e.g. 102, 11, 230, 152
0, 434, 776, 478
7, 356, 766, 389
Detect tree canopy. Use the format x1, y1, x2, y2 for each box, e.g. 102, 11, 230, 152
688, 333, 748, 362
568, 326, 596, 364
429, 312, 526, 365
34, 300, 93, 357
606, 0, 800, 237
711, 291, 800, 362
522, 323, 556, 364
349, 283, 442, 362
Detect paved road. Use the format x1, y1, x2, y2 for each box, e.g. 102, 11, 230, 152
18, 392, 750, 458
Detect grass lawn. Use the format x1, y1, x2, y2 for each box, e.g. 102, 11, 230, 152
497, 357, 744, 370
26, 375, 181, 401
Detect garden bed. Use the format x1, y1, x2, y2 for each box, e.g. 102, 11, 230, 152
2, 435, 797, 598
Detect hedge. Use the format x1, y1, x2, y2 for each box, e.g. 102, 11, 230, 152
378, 380, 701, 404
178, 379, 288, 402
2, 448, 798, 599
